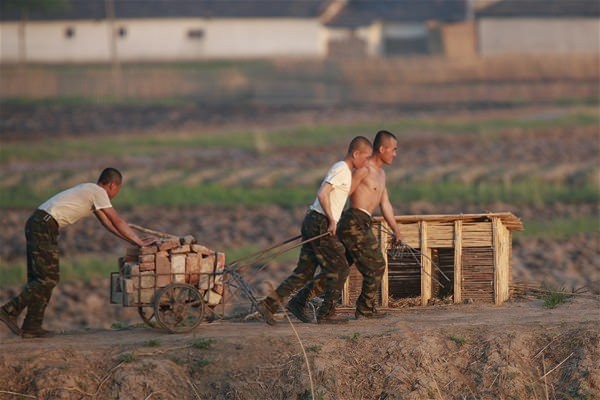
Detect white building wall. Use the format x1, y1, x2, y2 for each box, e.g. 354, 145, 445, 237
0, 23, 18, 61
478, 18, 600, 55
324, 24, 382, 57
202, 19, 323, 58
1, 18, 324, 63
1, 20, 111, 62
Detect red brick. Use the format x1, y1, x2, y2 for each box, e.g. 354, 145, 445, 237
139, 262, 156, 272
170, 245, 191, 254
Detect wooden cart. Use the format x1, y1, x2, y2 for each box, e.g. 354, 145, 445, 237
110, 236, 226, 333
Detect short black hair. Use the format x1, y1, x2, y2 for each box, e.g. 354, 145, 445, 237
97, 167, 122, 185
373, 130, 397, 151
347, 135, 372, 155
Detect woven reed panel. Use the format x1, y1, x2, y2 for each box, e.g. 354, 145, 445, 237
462, 222, 493, 247
428, 223, 455, 248
387, 248, 421, 299
396, 222, 420, 248
461, 247, 494, 303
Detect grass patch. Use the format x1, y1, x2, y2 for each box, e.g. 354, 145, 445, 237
347, 332, 361, 342
2, 180, 597, 209
115, 353, 136, 363
306, 345, 322, 353
143, 339, 161, 347
541, 288, 570, 309
191, 338, 215, 350
0, 182, 315, 209
520, 217, 599, 239
448, 335, 467, 345
192, 357, 211, 369
388, 181, 599, 206
111, 321, 127, 330
117, 183, 314, 208
0, 255, 118, 287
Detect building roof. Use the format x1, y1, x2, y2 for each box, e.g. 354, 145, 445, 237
476, 0, 600, 18
375, 212, 524, 231
0, 0, 330, 21
324, 0, 467, 28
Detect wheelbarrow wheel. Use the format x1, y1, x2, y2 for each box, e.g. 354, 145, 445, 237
137, 306, 157, 328
153, 283, 204, 333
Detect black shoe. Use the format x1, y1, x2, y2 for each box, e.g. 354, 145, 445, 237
0, 307, 21, 336
256, 301, 276, 326
355, 311, 388, 320
317, 314, 349, 324
286, 298, 311, 323
21, 328, 54, 339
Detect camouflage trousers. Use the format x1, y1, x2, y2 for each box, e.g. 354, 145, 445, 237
265, 210, 349, 317
2, 210, 59, 330
337, 208, 386, 316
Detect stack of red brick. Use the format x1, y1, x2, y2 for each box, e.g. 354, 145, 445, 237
111, 236, 226, 307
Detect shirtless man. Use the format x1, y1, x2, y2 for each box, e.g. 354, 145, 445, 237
338, 130, 403, 319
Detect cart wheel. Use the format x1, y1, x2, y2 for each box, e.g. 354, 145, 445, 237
137, 306, 157, 328
153, 283, 204, 333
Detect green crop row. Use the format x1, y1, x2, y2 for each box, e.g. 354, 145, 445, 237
1, 110, 597, 164
1, 181, 597, 210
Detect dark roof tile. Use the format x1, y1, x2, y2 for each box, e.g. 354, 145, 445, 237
325, 0, 467, 28
476, 0, 600, 18
0, 0, 330, 21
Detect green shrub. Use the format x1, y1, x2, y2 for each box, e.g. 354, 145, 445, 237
191, 338, 215, 349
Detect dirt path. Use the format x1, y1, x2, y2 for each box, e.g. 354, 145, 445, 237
1, 298, 598, 399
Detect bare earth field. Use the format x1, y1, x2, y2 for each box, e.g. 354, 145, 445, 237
0, 103, 598, 399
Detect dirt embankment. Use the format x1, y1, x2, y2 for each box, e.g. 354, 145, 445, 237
0, 298, 598, 399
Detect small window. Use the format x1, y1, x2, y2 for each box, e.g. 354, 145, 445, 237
118, 26, 127, 38
187, 29, 204, 39
65, 26, 75, 39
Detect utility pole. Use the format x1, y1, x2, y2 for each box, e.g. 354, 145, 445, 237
17, 8, 28, 68
105, 0, 121, 96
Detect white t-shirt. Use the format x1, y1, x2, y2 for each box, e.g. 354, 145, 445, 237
309, 161, 351, 223
39, 183, 113, 228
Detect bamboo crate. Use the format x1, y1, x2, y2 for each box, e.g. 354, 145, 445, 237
341, 212, 523, 306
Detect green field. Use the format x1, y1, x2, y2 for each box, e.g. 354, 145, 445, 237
1, 105, 598, 283
1, 110, 597, 163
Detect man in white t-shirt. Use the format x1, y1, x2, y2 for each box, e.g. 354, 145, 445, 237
257, 137, 372, 325
0, 168, 155, 338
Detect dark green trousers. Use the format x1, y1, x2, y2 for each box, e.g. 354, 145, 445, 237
337, 208, 386, 315
265, 210, 349, 317
3, 210, 59, 330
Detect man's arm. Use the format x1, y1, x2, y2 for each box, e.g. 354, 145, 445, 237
316, 183, 337, 235
95, 207, 154, 247
379, 186, 403, 242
